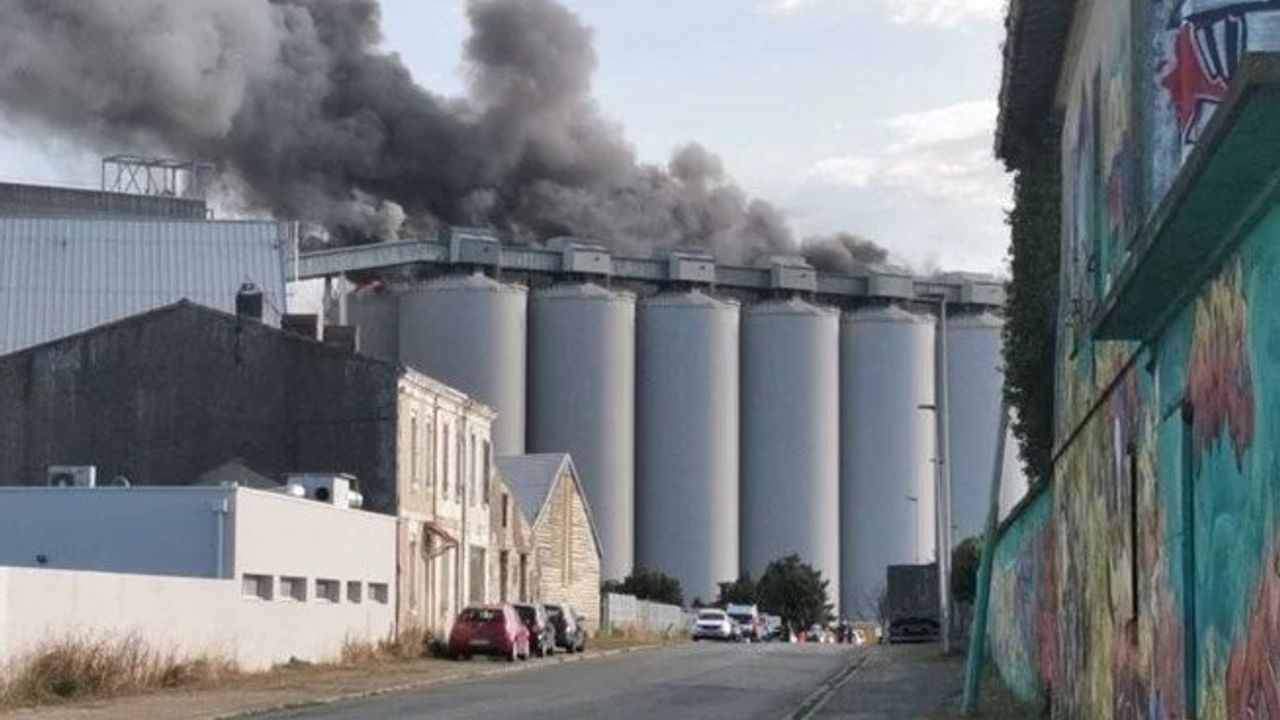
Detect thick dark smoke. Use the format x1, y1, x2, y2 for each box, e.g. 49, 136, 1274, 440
0, 0, 887, 269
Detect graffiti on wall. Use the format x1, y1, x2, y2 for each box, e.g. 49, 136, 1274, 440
988, 487, 1055, 705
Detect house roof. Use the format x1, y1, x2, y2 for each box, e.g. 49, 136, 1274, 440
496, 453, 604, 559
0, 216, 290, 354
995, 0, 1076, 166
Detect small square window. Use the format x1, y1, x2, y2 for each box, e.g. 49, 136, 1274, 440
242, 574, 273, 600
347, 581, 363, 604
316, 578, 340, 603
280, 576, 307, 602
369, 582, 390, 604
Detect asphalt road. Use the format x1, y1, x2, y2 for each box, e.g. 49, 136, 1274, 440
263, 642, 862, 720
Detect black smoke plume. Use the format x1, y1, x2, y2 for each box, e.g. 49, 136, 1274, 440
0, 0, 888, 268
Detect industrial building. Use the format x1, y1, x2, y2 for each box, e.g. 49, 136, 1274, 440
0, 482, 395, 671
298, 234, 1027, 616
0, 300, 501, 635
0, 215, 290, 354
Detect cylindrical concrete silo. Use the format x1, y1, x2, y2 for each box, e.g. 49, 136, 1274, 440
636, 291, 740, 603
346, 289, 400, 363
399, 273, 528, 455
528, 283, 636, 581
740, 298, 840, 605
945, 312, 1006, 547
841, 306, 937, 620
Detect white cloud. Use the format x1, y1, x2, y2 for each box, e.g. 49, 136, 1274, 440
887, 0, 1004, 26
887, 100, 996, 150
757, 0, 1003, 26
801, 100, 1010, 207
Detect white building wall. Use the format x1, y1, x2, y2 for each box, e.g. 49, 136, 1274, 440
0, 566, 394, 672
231, 489, 395, 592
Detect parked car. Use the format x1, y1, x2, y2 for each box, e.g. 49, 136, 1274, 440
725, 603, 761, 642
513, 603, 555, 657
692, 608, 741, 642
448, 604, 531, 662
545, 603, 586, 653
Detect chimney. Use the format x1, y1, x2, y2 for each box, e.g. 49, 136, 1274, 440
236, 282, 264, 321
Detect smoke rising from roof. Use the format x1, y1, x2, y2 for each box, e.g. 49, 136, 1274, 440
0, 0, 888, 269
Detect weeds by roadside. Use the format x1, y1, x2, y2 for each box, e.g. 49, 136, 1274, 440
0, 634, 237, 708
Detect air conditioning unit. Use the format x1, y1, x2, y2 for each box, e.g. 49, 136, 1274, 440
284, 473, 359, 507
47, 465, 97, 488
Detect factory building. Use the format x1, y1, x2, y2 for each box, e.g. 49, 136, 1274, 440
300, 236, 1018, 616
0, 215, 290, 355
0, 300, 499, 635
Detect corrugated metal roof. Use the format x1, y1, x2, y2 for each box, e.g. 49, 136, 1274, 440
0, 216, 291, 354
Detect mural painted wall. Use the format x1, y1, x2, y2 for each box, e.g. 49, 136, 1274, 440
993, 208, 1280, 718
990, 6, 1280, 716
988, 484, 1055, 706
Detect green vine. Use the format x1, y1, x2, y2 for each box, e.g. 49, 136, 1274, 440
1002, 120, 1062, 486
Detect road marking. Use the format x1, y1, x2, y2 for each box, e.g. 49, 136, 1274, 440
783, 650, 870, 720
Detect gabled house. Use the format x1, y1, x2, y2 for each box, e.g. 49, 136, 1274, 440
497, 454, 602, 629
489, 474, 540, 606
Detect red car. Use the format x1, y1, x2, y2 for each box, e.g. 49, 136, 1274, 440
448, 604, 531, 661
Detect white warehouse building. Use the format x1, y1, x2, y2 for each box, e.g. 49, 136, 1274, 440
0, 481, 396, 671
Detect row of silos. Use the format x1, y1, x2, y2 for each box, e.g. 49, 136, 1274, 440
346, 275, 1014, 615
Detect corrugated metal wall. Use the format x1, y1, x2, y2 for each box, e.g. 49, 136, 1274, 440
0, 217, 290, 354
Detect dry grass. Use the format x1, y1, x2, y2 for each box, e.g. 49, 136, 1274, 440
0, 634, 238, 708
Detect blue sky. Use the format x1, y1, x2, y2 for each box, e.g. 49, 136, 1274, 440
0, 0, 1011, 273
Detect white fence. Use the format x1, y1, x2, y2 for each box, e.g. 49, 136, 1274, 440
0, 566, 395, 673
600, 593, 691, 633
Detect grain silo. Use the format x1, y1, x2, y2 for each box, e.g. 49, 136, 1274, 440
945, 312, 1005, 546
345, 288, 400, 363
840, 305, 937, 619
527, 283, 636, 581
398, 273, 528, 455
740, 298, 840, 604
635, 291, 740, 603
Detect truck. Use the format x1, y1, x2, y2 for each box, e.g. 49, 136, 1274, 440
884, 563, 940, 644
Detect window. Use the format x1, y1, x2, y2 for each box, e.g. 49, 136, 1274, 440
456, 433, 465, 501
369, 582, 390, 605
502, 493, 509, 529
442, 426, 451, 499
347, 581, 363, 604
280, 576, 307, 602
519, 553, 528, 602
469, 546, 486, 604
316, 579, 340, 603
410, 414, 420, 491
469, 435, 477, 505
425, 420, 435, 496
242, 574, 273, 600
482, 439, 491, 505
562, 480, 572, 585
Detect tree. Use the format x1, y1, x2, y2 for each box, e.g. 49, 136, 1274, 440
951, 535, 983, 605
756, 555, 834, 631
602, 567, 684, 607
715, 573, 757, 606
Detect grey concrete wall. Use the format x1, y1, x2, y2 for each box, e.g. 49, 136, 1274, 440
0, 304, 401, 514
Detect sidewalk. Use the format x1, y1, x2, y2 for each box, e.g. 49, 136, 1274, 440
812, 644, 965, 719
1, 644, 658, 720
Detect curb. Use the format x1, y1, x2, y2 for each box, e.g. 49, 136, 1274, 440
783, 649, 870, 720
207, 644, 662, 720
